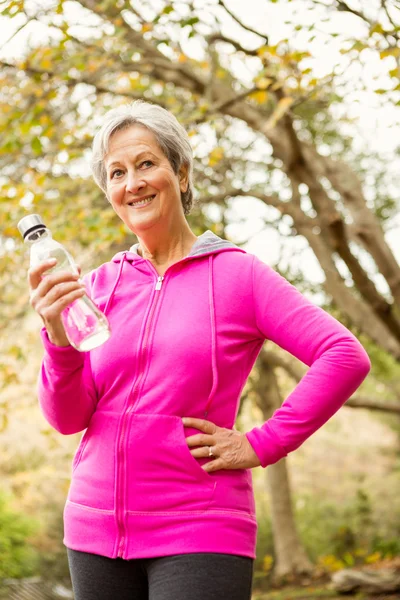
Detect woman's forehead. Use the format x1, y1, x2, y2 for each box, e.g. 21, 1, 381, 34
106, 126, 163, 162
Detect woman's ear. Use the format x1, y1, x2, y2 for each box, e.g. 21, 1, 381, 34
179, 164, 189, 193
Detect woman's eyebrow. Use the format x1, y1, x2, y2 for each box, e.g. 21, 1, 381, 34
107, 151, 158, 170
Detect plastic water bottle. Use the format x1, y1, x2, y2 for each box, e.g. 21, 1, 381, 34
18, 214, 111, 351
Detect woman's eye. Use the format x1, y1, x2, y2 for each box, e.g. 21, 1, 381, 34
140, 160, 153, 169
111, 169, 123, 179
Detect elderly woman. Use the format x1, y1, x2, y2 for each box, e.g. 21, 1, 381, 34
29, 101, 370, 600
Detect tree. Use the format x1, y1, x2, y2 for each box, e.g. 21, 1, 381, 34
1, 0, 400, 358
1, 0, 399, 580
252, 348, 314, 579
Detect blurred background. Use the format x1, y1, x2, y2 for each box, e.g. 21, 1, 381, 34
1, 0, 400, 598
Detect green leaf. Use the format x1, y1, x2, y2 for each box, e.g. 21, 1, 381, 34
31, 136, 43, 154
162, 5, 174, 14
181, 17, 200, 27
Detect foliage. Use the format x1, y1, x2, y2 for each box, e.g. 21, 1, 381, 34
0, 0, 399, 368
255, 505, 275, 572
295, 488, 400, 566
0, 491, 40, 580
35, 510, 71, 582
0, 0, 400, 582
255, 485, 400, 579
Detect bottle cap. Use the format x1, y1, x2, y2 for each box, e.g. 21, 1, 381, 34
17, 214, 46, 239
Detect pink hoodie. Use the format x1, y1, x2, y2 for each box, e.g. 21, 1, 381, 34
37, 231, 370, 560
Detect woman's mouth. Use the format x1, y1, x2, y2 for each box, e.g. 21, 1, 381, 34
128, 195, 156, 208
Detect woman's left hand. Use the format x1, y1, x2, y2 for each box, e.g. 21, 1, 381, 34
182, 417, 261, 472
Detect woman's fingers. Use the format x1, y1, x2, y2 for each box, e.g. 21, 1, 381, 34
203, 458, 225, 473
28, 258, 57, 290
182, 417, 217, 435
39, 287, 87, 322
30, 274, 82, 307
185, 433, 215, 448
184, 417, 261, 471
189, 445, 218, 459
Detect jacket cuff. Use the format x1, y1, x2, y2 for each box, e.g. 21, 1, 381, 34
40, 327, 84, 369
245, 425, 288, 468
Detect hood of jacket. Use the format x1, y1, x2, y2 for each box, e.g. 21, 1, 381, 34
111, 230, 239, 264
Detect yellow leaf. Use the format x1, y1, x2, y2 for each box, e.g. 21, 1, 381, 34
141, 23, 153, 33
178, 53, 187, 63
366, 552, 381, 563
380, 47, 400, 59
256, 77, 273, 90
262, 555, 273, 572
40, 59, 52, 70
208, 146, 224, 167
370, 23, 384, 35
257, 45, 278, 58
251, 90, 268, 104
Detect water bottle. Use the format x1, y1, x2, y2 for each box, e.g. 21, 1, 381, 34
17, 214, 111, 351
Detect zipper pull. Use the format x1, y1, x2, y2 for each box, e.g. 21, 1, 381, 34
155, 276, 164, 291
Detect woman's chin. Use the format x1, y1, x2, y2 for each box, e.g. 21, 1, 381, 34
125, 212, 161, 234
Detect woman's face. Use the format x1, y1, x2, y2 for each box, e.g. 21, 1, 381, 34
105, 125, 188, 236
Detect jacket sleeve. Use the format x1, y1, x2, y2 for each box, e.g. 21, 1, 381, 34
36, 274, 98, 435
245, 255, 371, 468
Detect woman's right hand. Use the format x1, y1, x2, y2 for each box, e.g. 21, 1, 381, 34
28, 259, 87, 347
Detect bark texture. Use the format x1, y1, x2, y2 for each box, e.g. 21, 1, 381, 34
255, 351, 313, 579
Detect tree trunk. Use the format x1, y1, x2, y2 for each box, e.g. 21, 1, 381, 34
256, 351, 313, 579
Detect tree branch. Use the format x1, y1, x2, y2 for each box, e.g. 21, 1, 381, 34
381, 0, 396, 29
217, 0, 269, 43
261, 349, 400, 414
74, 0, 206, 94
206, 33, 259, 57
190, 86, 260, 125
0, 59, 160, 103
345, 396, 400, 414
336, 0, 373, 25
0, 15, 34, 53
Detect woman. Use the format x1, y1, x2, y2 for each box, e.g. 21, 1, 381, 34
29, 101, 371, 600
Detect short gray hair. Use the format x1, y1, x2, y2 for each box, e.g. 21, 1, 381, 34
91, 101, 194, 215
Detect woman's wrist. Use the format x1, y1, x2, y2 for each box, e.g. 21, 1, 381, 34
46, 323, 71, 347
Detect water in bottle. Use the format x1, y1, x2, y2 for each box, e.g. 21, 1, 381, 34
17, 214, 111, 351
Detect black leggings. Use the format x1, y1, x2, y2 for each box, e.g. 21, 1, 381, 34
67, 548, 253, 600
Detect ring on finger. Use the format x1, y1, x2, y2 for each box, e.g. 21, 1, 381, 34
208, 446, 215, 458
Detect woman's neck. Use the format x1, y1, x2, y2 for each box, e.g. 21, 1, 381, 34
137, 225, 198, 272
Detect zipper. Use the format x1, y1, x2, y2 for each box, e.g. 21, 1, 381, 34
155, 275, 164, 290
116, 274, 164, 558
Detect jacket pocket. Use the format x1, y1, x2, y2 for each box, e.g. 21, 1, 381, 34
211, 468, 255, 516
72, 430, 90, 473
127, 413, 216, 513
68, 411, 118, 511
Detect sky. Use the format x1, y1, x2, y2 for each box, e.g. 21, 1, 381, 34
1, 0, 399, 294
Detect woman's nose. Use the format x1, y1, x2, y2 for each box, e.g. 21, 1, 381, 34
125, 171, 145, 193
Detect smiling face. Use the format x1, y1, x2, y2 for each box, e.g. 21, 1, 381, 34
105, 125, 188, 236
